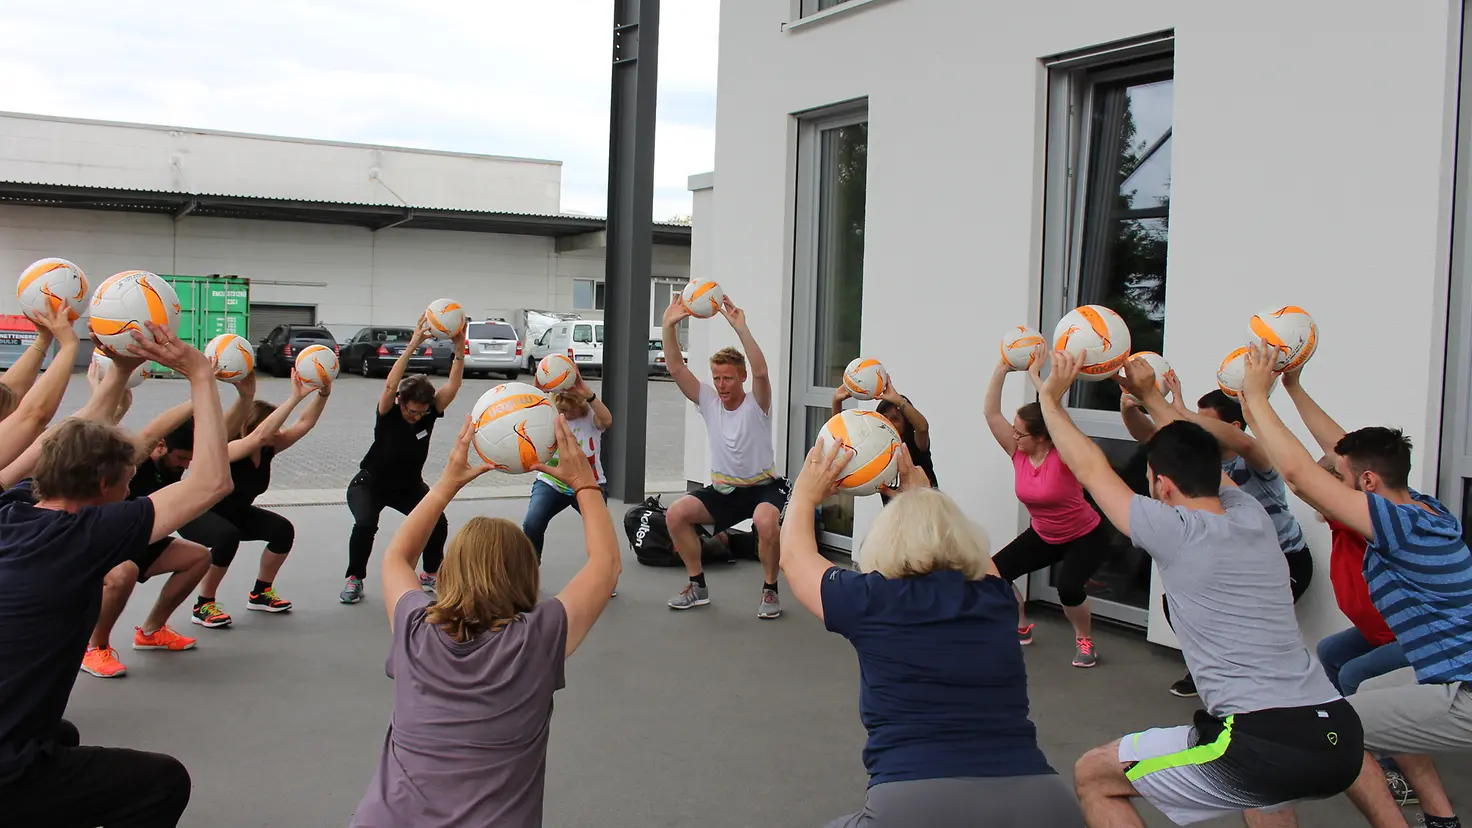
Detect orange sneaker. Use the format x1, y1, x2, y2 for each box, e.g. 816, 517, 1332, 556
80, 646, 127, 678
132, 625, 197, 651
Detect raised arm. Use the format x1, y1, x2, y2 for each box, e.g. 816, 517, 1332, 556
1241, 342, 1372, 538
0, 306, 80, 470
380, 315, 428, 416
661, 297, 700, 404
228, 377, 308, 462
830, 385, 851, 418
1121, 397, 1158, 443
139, 327, 234, 542
720, 295, 771, 414
984, 359, 1018, 455
223, 373, 258, 438
880, 382, 931, 451
1031, 351, 1136, 536
569, 376, 611, 430
1281, 368, 1347, 457
0, 346, 130, 488
382, 416, 495, 627
0, 325, 54, 397
433, 326, 466, 413
537, 418, 620, 657
131, 401, 195, 464
780, 441, 853, 623
274, 381, 329, 453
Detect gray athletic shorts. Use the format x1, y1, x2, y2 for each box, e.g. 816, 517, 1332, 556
823, 774, 1084, 828
1349, 681, 1472, 754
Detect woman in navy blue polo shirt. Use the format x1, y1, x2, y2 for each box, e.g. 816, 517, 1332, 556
778, 442, 1084, 827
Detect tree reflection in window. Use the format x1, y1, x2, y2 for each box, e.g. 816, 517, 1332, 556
812, 123, 867, 388
1073, 75, 1173, 411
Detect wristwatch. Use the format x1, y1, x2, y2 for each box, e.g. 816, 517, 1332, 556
586, 391, 597, 402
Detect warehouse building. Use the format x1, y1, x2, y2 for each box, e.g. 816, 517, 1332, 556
0, 111, 691, 355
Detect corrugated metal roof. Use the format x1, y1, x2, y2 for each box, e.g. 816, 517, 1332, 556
0, 181, 692, 243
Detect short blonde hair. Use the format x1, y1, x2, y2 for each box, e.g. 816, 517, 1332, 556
426, 517, 540, 643
552, 390, 590, 418
856, 488, 992, 580
709, 347, 746, 371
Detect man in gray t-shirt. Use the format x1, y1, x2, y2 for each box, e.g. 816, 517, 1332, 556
1032, 351, 1361, 826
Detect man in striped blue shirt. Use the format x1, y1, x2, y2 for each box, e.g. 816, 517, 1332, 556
1242, 342, 1472, 828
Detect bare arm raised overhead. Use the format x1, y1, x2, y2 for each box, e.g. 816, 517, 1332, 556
661, 297, 700, 404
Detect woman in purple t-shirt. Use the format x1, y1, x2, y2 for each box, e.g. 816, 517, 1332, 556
350, 416, 621, 828
984, 357, 1112, 668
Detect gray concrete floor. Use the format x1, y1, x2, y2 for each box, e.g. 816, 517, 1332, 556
69, 497, 1471, 827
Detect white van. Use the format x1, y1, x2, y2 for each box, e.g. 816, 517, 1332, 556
527, 320, 604, 374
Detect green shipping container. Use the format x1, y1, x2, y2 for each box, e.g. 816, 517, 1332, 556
150, 275, 251, 377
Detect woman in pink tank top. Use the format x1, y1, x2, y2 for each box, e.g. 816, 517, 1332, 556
984, 359, 1113, 668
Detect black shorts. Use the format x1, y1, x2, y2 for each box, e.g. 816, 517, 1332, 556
132, 538, 174, 584
689, 479, 790, 535
1121, 699, 1363, 823
991, 522, 1111, 605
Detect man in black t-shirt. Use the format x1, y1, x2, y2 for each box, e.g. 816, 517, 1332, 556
341, 314, 465, 604
0, 325, 233, 827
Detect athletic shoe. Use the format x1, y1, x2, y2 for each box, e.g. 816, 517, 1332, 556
1072, 637, 1098, 668
190, 602, 232, 628
757, 588, 783, 619
419, 572, 437, 593
340, 576, 364, 605
1386, 769, 1418, 806
80, 646, 127, 678
132, 625, 197, 651
1017, 624, 1035, 646
1169, 671, 1198, 698
247, 587, 292, 613
667, 583, 710, 610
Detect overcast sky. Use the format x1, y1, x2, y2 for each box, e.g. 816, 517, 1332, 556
0, 0, 718, 219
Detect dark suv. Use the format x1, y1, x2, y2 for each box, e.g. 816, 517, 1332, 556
256, 324, 340, 378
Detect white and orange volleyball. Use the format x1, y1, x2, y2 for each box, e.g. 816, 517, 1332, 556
92, 352, 147, 390
535, 353, 578, 392
681, 280, 724, 319
206, 333, 255, 384
1053, 305, 1131, 381
1001, 326, 1046, 371
470, 382, 557, 473
842, 357, 889, 401
1217, 346, 1278, 399
294, 343, 338, 391
88, 271, 181, 357
1122, 351, 1174, 405
1249, 306, 1317, 372
17, 258, 89, 323
425, 298, 466, 340
816, 409, 902, 496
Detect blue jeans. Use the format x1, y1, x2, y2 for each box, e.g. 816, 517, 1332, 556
522, 479, 606, 558
1316, 627, 1410, 696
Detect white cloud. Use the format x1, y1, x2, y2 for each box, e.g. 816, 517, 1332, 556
0, 0, 718, 218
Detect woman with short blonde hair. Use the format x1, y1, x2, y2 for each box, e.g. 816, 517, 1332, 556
351, 415, 621, 828
780, 443, 1084, 828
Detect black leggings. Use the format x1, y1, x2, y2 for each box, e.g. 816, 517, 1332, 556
179, 507, 295, 568
0, 719, 191, 828
992, 522, 1111, 607
345, 472, 448, 580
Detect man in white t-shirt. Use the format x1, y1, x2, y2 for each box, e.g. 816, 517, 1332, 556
520, 377, 612, 560
661, 293, 788, 619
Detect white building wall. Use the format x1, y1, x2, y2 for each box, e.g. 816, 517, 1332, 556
0, 112, 562, 214
0, 206, 689, 339
708, 0, 1461, 646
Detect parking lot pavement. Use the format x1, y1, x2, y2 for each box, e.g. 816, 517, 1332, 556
50, 370, 692, 499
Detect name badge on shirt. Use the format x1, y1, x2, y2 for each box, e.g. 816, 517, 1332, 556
417, 431, 430, 440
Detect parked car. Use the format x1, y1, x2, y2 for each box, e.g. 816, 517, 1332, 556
256, 324, 340, 378
526, 320, 603, 375
340, 327, 436, 378
648, 329, 689, 376
462, 320, 523, 379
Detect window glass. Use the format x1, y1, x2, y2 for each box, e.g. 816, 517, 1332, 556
811, 122, 868, 388
573, 325, 593, 344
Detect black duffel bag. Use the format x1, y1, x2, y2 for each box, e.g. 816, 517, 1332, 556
624, 496, 735, 567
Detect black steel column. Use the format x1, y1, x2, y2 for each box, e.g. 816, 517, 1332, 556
601, 0, 659, 501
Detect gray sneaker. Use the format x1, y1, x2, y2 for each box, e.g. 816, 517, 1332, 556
1072, 637, 1098, 668
757, 588, 783, 619
419, 572, 437, 593
667, 583, 710, 610
340, 576, 364, 605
